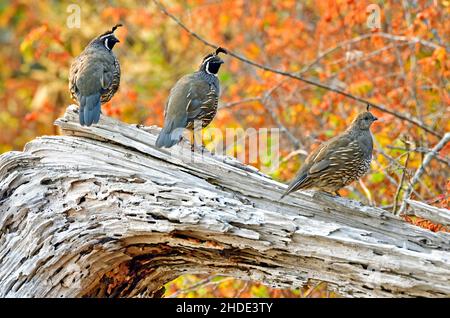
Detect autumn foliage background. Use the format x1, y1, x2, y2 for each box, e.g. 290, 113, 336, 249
0, 0, 449, 297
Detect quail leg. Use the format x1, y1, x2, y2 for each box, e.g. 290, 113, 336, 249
190, 129, 208, 154
188, 131, 196, 152
192, 140, 208, 155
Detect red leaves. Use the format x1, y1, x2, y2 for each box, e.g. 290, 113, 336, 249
24, 112, 38, 122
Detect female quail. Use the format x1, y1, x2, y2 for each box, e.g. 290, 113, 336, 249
281, 111, 378, 198
69, 24, 122, 126
155, 47, 227, 148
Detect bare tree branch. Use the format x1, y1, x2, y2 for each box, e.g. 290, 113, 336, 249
399, 133, 450, 214
219, 97, 261, 109
152, 0, 444, 138
386, 146, 450, 166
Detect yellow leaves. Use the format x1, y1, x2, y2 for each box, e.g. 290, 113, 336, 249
432, 47, 446, 67
369, 172, 385, 184
219, 13, 230, 27
348, 80, 373, 96
250, 284, 270, 297
245, 43, 260, 60
0, 110, 20, 131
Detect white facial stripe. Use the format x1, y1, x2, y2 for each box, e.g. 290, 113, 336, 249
205, 61, 212, 75
104, 38, 111, 50
203, 56, 219, 76
205, 62, 218, 76
100, 33, 112, 40
202, 56, 215, 66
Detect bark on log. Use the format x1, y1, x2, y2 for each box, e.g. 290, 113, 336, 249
0, 105, 449, 298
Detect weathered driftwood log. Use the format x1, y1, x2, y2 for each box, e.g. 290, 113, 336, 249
0, 105, 449, 298
405, 200, 450, 228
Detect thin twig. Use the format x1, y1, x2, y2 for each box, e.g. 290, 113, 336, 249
386, 146, 449, 166
261, 96, 303, 149
359, 179, 374, 206
280, 148, 309, 163
304, 33, 441, 69
393, 139, 411, 214
152, 0, 443, 138
219, 97, 261, 109
234, 281, 249, 298
303, 281, 324, 298
372, 139, 425, 201
219, 95, 305, 151
398, 133, 450, 214
328, 43, 409, 81
167, 275, 233, 298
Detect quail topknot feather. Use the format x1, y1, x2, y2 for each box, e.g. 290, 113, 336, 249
281, 111, 378, 198
155, 47, 227, 148
69, 24, 122, 126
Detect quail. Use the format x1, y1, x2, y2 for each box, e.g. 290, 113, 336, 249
155, 47, 227, 148
69, 24, 122, 126
281, 111, 378, 198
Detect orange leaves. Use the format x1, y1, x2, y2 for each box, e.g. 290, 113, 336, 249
102, 7, 130, 23
24, 112, 38, 122
245, 43, 261, 60
440, 142, 450, 158
126, 90, 138, 102
2, 0, 450, 300
20, 23, 69, 69
402, 215, 449, 233
20, 25, 48, 60
441, 181, 450, 209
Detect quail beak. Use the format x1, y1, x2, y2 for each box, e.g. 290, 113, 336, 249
373, 117, 378, 121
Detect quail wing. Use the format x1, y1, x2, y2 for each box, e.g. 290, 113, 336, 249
282, 134, 356, 196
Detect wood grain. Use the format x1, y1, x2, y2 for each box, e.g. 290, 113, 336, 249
0, 105, 449, 298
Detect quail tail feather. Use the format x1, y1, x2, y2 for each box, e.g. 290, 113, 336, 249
155, 120, 185, 148
281, 173, 308, 199
79, 93, 101, 127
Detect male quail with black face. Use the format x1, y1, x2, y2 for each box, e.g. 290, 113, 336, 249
69, 24, 122, 126
155, 47, 227, 148
281, 111, 378, 198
